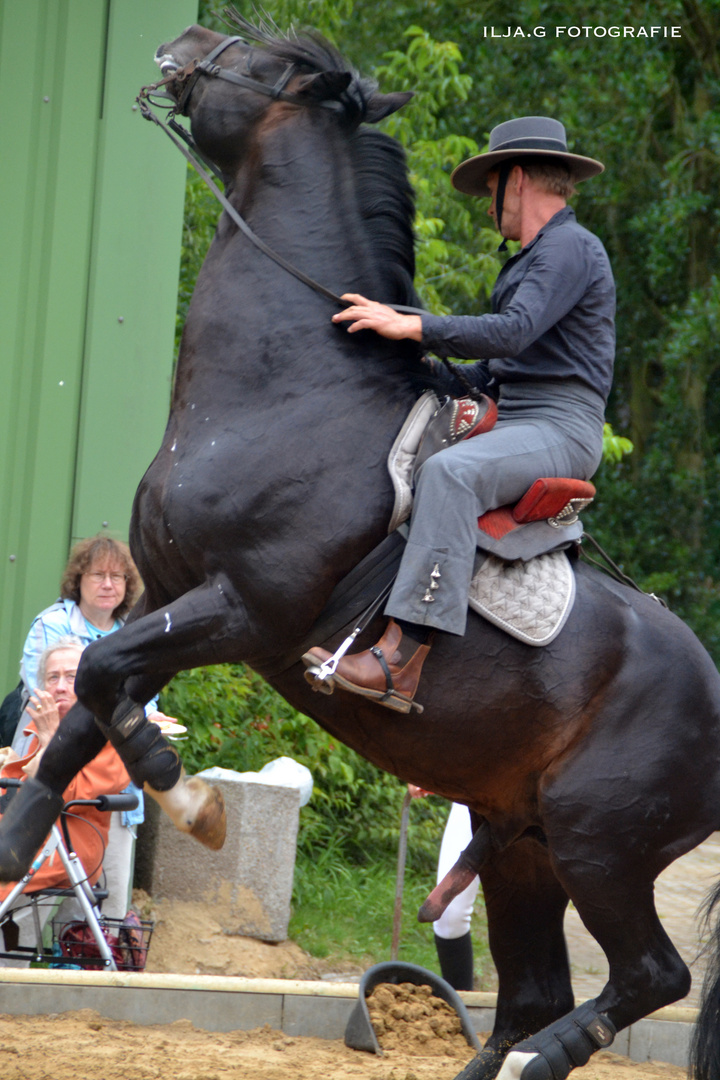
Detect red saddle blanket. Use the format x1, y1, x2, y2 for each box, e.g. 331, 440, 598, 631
478, 478, 596, 540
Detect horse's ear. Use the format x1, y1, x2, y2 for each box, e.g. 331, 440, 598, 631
293, 70, 353, 102
365, 91, 414, 123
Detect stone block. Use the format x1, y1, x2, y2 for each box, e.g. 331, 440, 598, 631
135, 778, 300, 942
626, 1018, 693, 1068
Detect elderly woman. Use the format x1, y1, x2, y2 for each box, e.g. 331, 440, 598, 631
0, 638, 130, 965
14, 536, 178, 919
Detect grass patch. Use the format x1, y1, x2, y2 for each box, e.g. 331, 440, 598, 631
290, 849, 493, 986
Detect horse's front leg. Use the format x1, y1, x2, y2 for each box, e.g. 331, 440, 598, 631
481, 835, 691, 1080
0, 580, 251, 880
0, 703, 107, 880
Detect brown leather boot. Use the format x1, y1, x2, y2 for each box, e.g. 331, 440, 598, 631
302, 619, 432, 714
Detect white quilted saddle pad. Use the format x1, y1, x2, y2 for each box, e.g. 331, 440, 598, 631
468, 549, 575, 646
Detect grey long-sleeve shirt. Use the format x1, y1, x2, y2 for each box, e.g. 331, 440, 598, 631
421, 206, 616, 403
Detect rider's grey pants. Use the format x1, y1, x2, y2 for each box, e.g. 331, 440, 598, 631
384, 379, 606, 636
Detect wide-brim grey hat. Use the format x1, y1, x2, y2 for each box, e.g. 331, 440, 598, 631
451, 116, 604, 197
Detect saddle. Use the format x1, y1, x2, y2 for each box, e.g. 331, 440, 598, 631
388, 391, 597, 645
389, 390, 595, 547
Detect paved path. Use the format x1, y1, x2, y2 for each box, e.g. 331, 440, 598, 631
564, 833, 720, 1006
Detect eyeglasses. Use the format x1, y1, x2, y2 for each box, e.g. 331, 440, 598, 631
85, 571, 126, 584
45, 671, 77, 686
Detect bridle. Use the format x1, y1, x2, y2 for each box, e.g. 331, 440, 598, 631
137, 34, 426, 312
171, 36, 323, 117
138, 33, 483, 401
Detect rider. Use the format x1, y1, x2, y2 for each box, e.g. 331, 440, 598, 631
304, 116, 615, 712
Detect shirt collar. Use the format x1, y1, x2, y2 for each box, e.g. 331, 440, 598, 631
503, 205, 576, 265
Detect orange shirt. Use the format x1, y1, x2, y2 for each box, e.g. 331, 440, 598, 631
0, 725, 130, 899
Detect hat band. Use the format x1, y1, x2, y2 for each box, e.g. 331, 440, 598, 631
491, 136, 569, 154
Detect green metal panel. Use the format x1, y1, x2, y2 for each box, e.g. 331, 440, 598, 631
71, 0, 198, 541
0, 0, 108, 689
0, 0, 198, 691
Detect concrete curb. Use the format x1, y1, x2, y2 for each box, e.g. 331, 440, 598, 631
0, 973, 696, 1067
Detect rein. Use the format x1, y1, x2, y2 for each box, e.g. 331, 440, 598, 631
138, 35, 484, 400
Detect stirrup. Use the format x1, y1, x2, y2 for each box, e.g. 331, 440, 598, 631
303, 631, 358, 695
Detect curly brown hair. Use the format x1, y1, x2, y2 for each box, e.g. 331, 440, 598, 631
60, 536, 142, 621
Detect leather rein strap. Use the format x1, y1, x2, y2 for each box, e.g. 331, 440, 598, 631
137, 36, 427, 317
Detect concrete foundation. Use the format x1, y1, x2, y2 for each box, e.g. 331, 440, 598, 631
0, 973, 698, 1068
135, 778, 300, 942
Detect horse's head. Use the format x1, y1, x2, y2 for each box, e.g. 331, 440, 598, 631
154, 18, 412, 175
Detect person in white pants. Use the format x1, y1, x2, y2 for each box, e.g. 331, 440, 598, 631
409, 788, 477, 990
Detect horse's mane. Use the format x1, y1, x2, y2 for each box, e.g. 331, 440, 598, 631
224, 7, 419, 305
350, 129, 417, 303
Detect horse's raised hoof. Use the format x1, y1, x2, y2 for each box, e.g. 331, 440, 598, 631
186, 775, 226, 849
147, 771, 227, 850
0, 777, 65, 882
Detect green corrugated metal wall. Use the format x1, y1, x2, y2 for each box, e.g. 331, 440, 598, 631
0, 0, 199, 691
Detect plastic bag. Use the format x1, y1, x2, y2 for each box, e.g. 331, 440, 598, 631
198, 756, 313, 806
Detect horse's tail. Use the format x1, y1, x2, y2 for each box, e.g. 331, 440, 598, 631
691, 880, 720, 1080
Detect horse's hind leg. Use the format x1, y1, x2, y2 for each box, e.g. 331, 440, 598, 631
489, 881, 689, 1080
454, 838, 574, 1080
486, 837, 691, 1080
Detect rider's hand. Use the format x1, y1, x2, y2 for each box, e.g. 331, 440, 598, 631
332, 293, 422, 341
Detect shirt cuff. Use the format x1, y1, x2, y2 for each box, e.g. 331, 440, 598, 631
420, 314, 452, 358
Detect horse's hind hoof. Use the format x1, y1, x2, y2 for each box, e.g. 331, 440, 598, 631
186, 776, 226, 850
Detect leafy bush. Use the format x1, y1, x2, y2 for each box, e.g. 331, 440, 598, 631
160, 664, 449, 871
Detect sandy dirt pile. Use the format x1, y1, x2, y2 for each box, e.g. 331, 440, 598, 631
134, 889, 360, 980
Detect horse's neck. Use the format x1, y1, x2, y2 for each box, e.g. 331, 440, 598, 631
236, 115, 378, 286
176, 114, 417, 411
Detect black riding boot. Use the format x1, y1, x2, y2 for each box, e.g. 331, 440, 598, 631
435, 931, 474, 991
0, 776, 64, 882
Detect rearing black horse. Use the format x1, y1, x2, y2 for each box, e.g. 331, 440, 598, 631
4, 16, 720, 1080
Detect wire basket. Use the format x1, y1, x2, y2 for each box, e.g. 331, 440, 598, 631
52, 912, 154, 971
